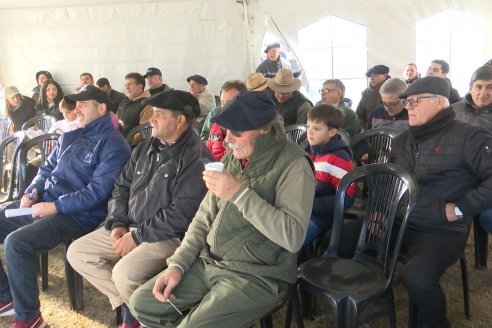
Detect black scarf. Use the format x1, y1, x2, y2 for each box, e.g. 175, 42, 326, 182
409, 107, 455, 144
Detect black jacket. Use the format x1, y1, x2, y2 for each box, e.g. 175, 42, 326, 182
389, 108, 492, 237
104, 128, 214, 244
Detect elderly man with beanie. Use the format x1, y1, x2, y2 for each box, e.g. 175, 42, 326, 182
68, 90, 213, 328
256, 42, 293, 78
267, 68, 312, 126
390, 76, 492, 327
356, 64, 390, 129
187, 74, 216, 121
129, 91, 315, 328
0, 85, 131, 327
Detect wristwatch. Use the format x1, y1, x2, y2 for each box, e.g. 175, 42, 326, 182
454, 206, 464, 219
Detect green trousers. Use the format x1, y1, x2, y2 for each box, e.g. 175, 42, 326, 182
129, 257, 287, 328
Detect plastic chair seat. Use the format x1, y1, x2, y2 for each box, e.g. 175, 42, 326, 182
300, 258, 387, 297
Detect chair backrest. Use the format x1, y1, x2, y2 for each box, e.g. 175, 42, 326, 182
350, 128, 400, 164
126, 122, 153, 145
16, 133, 60, 197
337, 128, 351, 146
0, 115, 11, 142
0, 131, 27, 198
327, 163, 418, 287
21, 115, 57, 132
285, 124, 307, 144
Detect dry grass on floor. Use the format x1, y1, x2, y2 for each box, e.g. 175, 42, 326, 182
1, 231, 491, 328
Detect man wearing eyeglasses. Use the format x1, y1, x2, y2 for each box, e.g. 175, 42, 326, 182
366, 78, 409, 134
389, 76, 492, 328
317, 79, 358, 136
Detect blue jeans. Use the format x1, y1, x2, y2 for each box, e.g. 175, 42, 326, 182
479, 208, 492, 233
0, 201, 88, 320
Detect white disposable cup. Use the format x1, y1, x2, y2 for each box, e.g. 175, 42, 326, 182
205, 162, 224, 172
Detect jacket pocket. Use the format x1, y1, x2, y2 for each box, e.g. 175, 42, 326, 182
244, 242, 275, 265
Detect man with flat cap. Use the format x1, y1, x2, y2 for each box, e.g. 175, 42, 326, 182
0, 85, 131, 326
390, 76, 492, 327
68, 90, 214, 328
129, 91, 315, 327
144, 67, 172, 96
256, 42, 293, 78
356, 64, 390, 129
187, 74, 216, 121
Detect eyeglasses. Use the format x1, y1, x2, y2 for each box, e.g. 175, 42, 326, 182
382, 100, 401, 109
319, 88, 337, 95
402, 96, 438, 108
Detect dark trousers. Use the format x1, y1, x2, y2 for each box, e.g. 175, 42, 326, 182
336, 219, 467, 328
0, 201, 88, 320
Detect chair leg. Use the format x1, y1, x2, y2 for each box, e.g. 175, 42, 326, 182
473, 216, 488, 269
460, 256, 471, 320
115, 305, 122, 326
41, 253, 48, 291
287, 284, 304, 328
64, 241, 84, 311
387, 289, 396, 328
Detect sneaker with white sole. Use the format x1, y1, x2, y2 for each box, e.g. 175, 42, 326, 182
0, 300, 14, 317
11, 314, 46, 328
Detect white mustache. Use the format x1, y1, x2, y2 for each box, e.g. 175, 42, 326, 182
228, 143, 244, 150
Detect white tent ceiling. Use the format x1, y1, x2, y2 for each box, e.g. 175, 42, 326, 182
0, 0, 491, 101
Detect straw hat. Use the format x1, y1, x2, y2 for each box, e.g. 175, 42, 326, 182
245, 73, 269, 91
267, 69, 301, 93
5, 86, 20, 99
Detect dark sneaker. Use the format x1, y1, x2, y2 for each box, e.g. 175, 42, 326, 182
0, 300, 14, 317
11, 315, 46, 328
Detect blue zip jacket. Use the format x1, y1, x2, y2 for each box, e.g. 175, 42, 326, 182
26, 114, 131, 230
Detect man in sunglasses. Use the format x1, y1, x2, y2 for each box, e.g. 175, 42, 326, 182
366, 77, 409, 134
390, 76, 492, 328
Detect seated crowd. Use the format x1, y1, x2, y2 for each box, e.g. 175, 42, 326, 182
0, 42, 491, 328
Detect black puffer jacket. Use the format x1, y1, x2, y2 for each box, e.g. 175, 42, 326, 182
389, 108, 492, 237
104, 128, 214, 244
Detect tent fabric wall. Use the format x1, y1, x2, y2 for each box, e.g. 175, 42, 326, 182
1, 0, 492, 107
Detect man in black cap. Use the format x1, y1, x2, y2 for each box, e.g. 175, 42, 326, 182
356, 64, 390, 129
68, 90, 213, 328
143, 67, 172, 96
0, 85, 132, 326
255, 42, 293, 78
129, 91, 315, 327
187, 74, 216, 120
390, 76, 492, 327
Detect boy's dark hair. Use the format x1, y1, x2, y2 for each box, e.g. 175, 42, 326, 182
307, 104, 343, 129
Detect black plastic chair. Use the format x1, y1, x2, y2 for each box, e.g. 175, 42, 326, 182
0, 115, 11, 142
285, 124, 307, 144
0, 131, 27, 203
21, 115, 57, 132
15, 133, 84, 310
473, 214, 488, 269
298, 163, 418, 328
350, 128, 399, 165
126, 122, 153, 146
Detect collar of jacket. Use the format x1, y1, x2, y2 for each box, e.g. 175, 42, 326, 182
80, 113, 114, 135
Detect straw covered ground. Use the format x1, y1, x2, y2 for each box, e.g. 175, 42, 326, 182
0, 230, 491, 328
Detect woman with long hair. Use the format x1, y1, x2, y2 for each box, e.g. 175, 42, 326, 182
36, 79, 64, 119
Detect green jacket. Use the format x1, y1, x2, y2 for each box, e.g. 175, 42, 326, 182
167, 132, 315, 283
